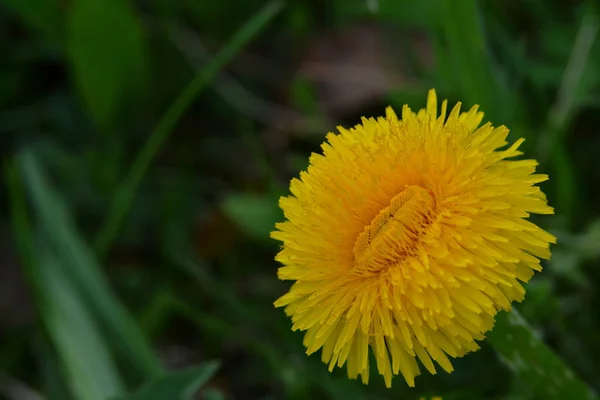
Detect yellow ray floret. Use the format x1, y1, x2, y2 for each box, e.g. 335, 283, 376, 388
272, 89, 556, 388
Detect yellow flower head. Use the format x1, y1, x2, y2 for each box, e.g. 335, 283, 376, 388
272, 90, 556, 388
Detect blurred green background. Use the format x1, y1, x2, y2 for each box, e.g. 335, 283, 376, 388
1, 0, 600, 399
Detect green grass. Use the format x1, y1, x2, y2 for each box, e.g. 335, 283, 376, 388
2, 0, 600, 399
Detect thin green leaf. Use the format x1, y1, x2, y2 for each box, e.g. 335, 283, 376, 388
488, 310, 597, 400
67, 0, 146, 127
18, 149, 163, 380
113, 361, 220, 400
93, 0, 285, 257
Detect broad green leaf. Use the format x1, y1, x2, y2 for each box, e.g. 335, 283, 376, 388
222, 193, 282, 240
19, 150, 163, 380
113, 362, 220, 400
488, 310, 597, 400
67, 0, 146, 128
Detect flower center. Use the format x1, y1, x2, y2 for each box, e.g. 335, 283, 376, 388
353, 185, 435, 275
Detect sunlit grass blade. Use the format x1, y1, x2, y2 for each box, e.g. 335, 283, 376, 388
488, 310, 597, 400
18, 149, 163, 380
7, 158, 125, 400
93, 0, 285, 257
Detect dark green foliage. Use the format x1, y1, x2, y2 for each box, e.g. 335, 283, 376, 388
1, 0, 600, 399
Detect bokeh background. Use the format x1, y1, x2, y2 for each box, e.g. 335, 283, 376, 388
1, 0, 600, 399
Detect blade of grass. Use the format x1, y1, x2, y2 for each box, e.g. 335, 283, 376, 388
437, 0, 492, 100
18, 149, 163, 380
435, 0, 511, 123
488, 310, 597, 400
93, 0, 285, 258
7, 158, 125, 400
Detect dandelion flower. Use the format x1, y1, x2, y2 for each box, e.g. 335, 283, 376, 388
272, 90, 556, 388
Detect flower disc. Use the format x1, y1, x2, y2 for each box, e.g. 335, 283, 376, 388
272, 90, 556, 387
